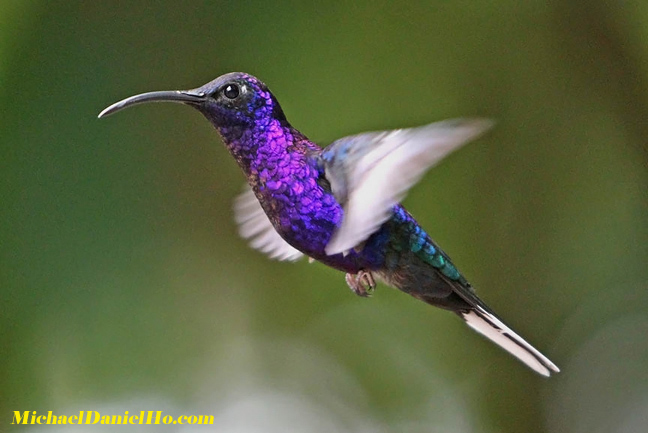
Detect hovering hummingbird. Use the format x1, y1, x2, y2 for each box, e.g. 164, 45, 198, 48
99, 72, 559, 376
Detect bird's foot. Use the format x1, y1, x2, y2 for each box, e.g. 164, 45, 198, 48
345, 270, 376, 297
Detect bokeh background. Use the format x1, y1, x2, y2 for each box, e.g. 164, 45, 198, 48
2, 2, 648, 432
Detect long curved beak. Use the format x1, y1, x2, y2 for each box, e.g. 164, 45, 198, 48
98, 90, 206, 118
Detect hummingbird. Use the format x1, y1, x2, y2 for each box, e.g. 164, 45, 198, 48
99, 72, 559, 376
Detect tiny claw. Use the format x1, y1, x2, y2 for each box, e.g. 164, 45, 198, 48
345, 270, 376, 297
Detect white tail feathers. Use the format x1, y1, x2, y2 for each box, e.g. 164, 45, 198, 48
462, 306, 559, 377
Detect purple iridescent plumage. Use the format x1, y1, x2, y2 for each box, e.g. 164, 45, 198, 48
200, 74, 383, 271
99, 71, 559, 377
202, 75, 461, 275
228, 117, 387, 272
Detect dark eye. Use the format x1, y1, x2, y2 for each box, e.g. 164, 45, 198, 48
223, 84, 240, 100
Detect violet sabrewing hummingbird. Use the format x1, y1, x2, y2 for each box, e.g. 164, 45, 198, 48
99, 72, 559, 376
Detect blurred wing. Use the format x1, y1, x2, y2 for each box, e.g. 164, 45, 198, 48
321, 118, 493, 255
233, 186, 304, 261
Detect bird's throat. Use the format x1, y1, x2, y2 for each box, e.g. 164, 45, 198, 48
216, 119, 299, 184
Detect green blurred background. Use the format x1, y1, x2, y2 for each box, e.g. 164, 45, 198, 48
2, 2, 647, 432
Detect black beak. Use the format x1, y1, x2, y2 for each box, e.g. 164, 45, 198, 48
98, 90, 206, 118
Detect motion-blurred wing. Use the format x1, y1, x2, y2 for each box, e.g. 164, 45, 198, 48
321, 119, 493, 255
233, 186, 304, 261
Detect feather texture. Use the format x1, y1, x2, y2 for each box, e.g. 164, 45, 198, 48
320, 119, 493, 255
462, 306, 560, 376
234, 187, 304, 261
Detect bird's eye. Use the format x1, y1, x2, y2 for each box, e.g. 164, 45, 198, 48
223, 84, 240, 100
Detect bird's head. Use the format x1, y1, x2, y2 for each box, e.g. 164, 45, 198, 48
99, 72, 287, 128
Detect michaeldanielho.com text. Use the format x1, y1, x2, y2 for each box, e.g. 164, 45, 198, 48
12, 411, 214, 425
